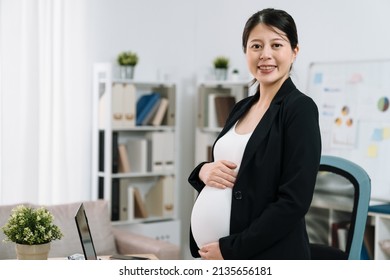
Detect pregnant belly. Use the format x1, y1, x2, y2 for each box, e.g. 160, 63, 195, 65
190, 186, 232, 248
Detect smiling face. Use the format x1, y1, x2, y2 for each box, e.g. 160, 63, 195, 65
246, 23, 299, 90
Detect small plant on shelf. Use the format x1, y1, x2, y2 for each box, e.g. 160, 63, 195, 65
117, 51, 139, 66
213, 56, 229, 80
213, 56, 229, 69
117, 51, 139, 79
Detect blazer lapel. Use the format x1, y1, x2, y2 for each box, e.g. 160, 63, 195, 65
237, 102, 281, 176
236, 78, 295, 179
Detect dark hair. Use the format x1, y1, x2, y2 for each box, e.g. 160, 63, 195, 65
242, 8, 298, 53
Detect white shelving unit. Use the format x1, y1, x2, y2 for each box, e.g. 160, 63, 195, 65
92, 63, 180, 246
194, 80, 250, 165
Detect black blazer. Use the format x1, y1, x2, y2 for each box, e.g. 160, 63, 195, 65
188, 78, 322, 259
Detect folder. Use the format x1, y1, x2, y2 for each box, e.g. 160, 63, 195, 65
126, 138, 148, 173
147, 132, 165, 172
122, 84, 136, 128
145, 176, 174, 218
111, 83, 124, 129
166, 93, 176, 126
163, 131, 175, 171
119, 181, 134, 221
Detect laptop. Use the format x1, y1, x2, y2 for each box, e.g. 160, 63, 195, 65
74, 203, 150, 260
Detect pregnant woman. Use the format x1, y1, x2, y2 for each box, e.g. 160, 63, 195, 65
188, 8, 321, 260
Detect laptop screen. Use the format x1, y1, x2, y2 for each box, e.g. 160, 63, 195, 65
75, 203, 98, 260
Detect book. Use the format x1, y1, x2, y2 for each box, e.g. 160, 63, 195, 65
136, 92, 161, 126
214, 95, 236, 127
111, 178, 121, 221
142, 98, 161, 125
112, 132, 119, 173
151, 97, 169, 126
145, 176, 174, 218
99, 131, 119, 173
118, 144, 131, 173
133, 187, 148, 218
98, 177, 104, 199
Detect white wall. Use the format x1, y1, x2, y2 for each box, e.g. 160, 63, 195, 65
85, 0, 390, 259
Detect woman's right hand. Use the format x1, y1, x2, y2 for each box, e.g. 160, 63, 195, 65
199, 160, 237, 189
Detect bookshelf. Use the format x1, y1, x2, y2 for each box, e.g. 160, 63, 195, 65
92, 63, 180, 246
194, 80, 250, 165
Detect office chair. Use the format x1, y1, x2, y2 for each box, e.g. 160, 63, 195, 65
309, 155, 371, 260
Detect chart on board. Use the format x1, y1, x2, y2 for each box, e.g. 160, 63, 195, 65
308, 60, 390, 202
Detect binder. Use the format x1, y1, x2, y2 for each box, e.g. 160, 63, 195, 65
145, 176, 174, 218
122, 84, 136, 128
163, 131, 175, 171
126, 138, 148, 173
166, 92, 176, 126
98, 83, 136, 129
119, 182, 135, 221
147, 132, 164, 172
111, 83, 124, 129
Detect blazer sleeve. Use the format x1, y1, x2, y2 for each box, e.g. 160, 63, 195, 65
188, 161, 208, 193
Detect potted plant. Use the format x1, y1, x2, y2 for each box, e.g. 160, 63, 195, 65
1, 205, 63, 259
117, 51, 139, 79
213, 56, 229, 80
231, 68, 240, 81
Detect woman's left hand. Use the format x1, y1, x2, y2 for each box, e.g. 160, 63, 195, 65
198, 242, 224, 260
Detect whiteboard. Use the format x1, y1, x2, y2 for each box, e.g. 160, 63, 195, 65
308, 60, 390, 202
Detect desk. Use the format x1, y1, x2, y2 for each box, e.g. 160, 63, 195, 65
50, 254, 158, 260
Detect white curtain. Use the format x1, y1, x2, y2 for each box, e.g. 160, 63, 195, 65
0, 0, 91, 204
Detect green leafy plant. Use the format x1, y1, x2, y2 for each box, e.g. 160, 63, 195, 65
1, 205, 63, 245
117, 51, 139, 66
213, 56, 229, 69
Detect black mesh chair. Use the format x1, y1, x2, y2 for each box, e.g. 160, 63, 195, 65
309, 155, 371, 260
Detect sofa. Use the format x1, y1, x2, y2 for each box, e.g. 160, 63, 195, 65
0, 199, 180, 260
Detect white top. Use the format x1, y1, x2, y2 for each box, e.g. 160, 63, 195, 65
191, 122, 252, 248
